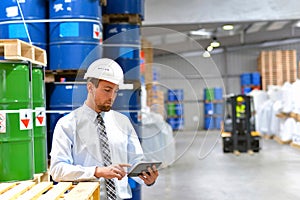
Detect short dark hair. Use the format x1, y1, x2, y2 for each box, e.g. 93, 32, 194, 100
87, 78, 100, 88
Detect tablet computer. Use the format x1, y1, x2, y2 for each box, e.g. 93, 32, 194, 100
127, 161, 162, 177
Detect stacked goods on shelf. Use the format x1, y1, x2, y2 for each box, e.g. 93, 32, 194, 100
141, 38, 165, 117
240, 72, 261, 94
46, 0, 103, 157
0, 40, 47, 182
102, 1, 144, 198
167, 89, 184, 130
204, 87, 223, 130
103, 0, 144, 137
147, 89, 165, 117
141, 38, 153, 84
257, 50, 297, 90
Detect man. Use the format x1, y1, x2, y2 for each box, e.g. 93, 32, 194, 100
236, 96, 245, 118
50, 58, 158, 199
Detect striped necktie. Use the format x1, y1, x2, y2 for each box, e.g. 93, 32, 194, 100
97, 114, 117, 200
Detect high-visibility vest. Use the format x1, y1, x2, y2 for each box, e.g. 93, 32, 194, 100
236, 104, 245, 118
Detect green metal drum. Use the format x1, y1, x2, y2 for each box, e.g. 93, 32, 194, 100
167, 103, 176, 117
32, 68, 47, 173
0, 63, 34, 182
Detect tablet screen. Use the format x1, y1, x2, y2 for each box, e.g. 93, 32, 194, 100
127, 161, 162, 177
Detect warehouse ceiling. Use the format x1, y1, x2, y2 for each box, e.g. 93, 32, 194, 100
141, 0, 300, 56
141, 20, 300, 56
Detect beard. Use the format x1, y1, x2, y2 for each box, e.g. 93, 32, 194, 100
98, 104, 112, 112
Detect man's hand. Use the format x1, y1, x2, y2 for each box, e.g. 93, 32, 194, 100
95, 164, 131, 180
138, 165, 159, 186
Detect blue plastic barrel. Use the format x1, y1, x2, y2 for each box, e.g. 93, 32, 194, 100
175, 89, 184, 101
46, 82, 87, 155
167, 118, 177, 130
251, 72, 261, 86
49, 0, 101, 20
168, 90, 177, 101
120, 111, 141, 139
113, 89, 141, 110
0, 0, 47, 50
126, 177, 141, 200
48, 83, 87, 110
176, 118, 184, 130
103, 0, 145, 19
115, 58, 140, 81
204, 103, 214, 115
204, 116, 214, 130
214, 116, 222, 129
175, 104, 183, 116
104, 24, 140, 44
49, 0, 102, 70
49, 21, 102, 70
213, 103, 223, 115
242, 87, 252, 94
103, 24, 140, 82
240, 73, 251, 86
214, 87, 223, 100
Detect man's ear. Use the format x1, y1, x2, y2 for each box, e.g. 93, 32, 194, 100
87, 82, 94, 93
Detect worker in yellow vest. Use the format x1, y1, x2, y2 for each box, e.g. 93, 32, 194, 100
236, 96, 245, 118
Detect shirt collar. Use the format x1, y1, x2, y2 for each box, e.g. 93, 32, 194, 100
82, 103, 106, 122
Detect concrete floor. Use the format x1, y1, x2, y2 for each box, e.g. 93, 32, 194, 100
142, 130, 300, 200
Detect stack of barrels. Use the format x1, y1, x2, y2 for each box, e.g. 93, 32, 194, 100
0, 1, 48, 182
102, 1, 144, 200
46, 0, 102, 159
167, 89, 184, 130
240, 72, 261, 94
204, 87, 224, 130
103, 1, 144, 138
0, 0, 103, 161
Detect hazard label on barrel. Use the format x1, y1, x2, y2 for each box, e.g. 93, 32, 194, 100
93, 24, 102, 41
0, 111, 6, 133
19, 109, 33, 130
35, 107, 46, 127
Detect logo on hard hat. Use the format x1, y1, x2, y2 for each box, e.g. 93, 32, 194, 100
98, 67, 110, 71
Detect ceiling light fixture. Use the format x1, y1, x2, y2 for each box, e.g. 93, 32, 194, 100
222, 24, 234, 31
203, 51, 211, 58
190, 29, 212, 36
210, 37, 220, 48
206, 45, 213, 52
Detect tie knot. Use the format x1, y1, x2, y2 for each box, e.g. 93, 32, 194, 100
97, 113, 104, 124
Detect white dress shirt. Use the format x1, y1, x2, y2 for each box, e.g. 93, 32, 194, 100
50, 103, 144, 199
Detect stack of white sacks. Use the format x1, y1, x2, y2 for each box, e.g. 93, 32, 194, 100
251, 80, 300, 144
141, 111, 176, 168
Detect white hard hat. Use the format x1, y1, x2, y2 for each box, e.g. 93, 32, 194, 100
84, 58, 124, 85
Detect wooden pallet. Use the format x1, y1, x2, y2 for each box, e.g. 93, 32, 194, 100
33, 172, 50, 184
0, 182, 99, 200
0, 39, 47, 66
262, 134, 274, 140
103, 14, 141, 24
290, 142, 300, 150
101, 0, 107, 6
45, 69, 86, 83
273, 135, 292, 145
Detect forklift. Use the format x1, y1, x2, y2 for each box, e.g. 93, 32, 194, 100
221, 94, 261, 155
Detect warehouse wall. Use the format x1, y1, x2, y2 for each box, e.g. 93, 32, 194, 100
154, 39, 300, 130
